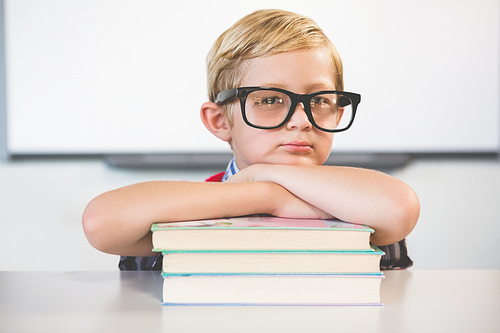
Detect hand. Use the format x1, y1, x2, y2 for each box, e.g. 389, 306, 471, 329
226, 165, 334, 220
270, 189, 335, 220
224, 164, 261, 183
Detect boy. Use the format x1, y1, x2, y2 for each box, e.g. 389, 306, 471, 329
82, 9, 419, 270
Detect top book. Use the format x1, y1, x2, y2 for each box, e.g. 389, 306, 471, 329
152, 216, 374, 252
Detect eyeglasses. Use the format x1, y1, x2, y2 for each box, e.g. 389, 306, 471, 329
215, 87, 361, 133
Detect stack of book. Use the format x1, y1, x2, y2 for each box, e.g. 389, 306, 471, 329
151, 216, 384, 305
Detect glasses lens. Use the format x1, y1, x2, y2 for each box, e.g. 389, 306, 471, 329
309, 93, 354, 131
244, 90, 292, 128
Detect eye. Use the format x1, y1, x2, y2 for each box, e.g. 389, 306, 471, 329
254, 96, 284, 106
310, 96, 331, 107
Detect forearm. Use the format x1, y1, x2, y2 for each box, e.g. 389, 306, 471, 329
82, 180, 320, 256
82, 181, 277, 256
233, 164, 420, 246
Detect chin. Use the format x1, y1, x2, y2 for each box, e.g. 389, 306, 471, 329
274, 155, 324, 166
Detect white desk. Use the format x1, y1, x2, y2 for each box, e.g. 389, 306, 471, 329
0, 270, 498, 333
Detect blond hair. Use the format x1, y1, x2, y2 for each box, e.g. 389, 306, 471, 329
206, 9, 344, 117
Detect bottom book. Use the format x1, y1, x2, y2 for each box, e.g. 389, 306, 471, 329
161, 273, 384, 306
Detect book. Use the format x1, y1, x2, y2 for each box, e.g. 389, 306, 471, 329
161, 273, 384, 306
152, 216, 374, 252
161, 247, 384, 274
153, 216, 384, 306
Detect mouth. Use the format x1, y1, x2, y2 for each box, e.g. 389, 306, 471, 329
280, 140, 313, 153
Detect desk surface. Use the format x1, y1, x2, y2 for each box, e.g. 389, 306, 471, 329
0, 270, 499, 333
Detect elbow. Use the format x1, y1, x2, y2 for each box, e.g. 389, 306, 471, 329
373, 185, 420, 246
401, 186, 420, 235
390, 185, 420, 243
82, 197, 115, 254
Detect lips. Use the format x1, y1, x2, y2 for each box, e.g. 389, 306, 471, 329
281, 140, 313, 153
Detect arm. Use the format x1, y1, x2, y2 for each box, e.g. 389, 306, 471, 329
82, 180, 332, 256
225, 164, 420, 246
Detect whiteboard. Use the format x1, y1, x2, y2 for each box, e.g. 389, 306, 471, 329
4, 0, 499, 155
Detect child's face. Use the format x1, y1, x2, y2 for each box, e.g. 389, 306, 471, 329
228, 48, 336, 169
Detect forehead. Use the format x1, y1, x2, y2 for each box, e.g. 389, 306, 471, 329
240, 48, 337, 91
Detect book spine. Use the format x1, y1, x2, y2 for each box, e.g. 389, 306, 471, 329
161, 302, 384, 306
162, 272, 385, 277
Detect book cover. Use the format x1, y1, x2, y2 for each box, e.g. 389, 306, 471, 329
152, 216, 374, 231
160, 247, 384, 274
161, 273, 384, 306
152, 217, 374, 252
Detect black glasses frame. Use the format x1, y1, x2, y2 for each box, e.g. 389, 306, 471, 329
215, 86, 361, 133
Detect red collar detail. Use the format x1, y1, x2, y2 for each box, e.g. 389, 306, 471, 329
205, 172, 225, 182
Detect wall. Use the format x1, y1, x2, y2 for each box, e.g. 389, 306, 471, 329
1, 157, 499, 271
5, 0, 499, 155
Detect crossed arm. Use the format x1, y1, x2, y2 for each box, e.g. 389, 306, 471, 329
82, 165, 419, 256
225, 164, 420, 246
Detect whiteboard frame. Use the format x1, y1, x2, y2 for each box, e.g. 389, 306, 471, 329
1, 0, 499, 167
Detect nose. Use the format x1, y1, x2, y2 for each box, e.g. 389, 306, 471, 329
286, 102, 313, 130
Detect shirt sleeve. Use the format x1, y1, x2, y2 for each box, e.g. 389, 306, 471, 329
377, 238, 413, 270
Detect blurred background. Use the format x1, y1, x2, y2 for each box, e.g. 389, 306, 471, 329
1, 0, 499, 270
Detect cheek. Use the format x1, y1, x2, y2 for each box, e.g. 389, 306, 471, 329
235, 129, 274, 155
317, 134, 334, 161
324, 133, 334, 147
228, 117, 272, 164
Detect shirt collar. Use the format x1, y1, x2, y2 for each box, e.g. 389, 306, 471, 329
221, 157, 240, 182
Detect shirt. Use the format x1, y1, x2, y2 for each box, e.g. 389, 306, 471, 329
119, 158, 413, 270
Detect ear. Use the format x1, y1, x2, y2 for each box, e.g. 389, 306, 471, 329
200, 102, 232, 142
